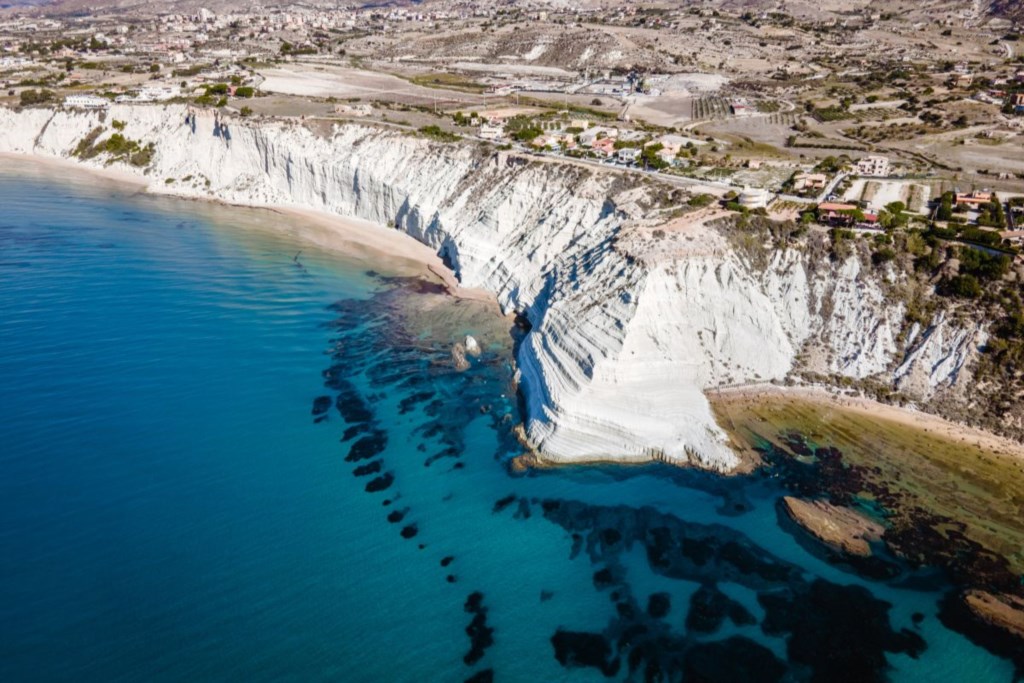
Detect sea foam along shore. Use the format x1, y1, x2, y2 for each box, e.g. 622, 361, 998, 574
0, 103, 992, 472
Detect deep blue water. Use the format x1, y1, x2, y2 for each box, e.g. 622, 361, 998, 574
0, 167, 1017, 682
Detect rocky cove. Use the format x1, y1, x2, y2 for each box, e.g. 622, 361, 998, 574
0, 102, 996, 472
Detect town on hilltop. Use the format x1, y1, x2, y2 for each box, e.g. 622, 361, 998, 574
3, 0, 1024, 245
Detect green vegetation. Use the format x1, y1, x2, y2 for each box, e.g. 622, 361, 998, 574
233, 86, 255, 98
417, 125, 459, 142
19, 89, 55, 106
280, 41, 317, 56
688, 194, 716, 208
505, 116, 543, 142
407, 72, 487, 94
639, 143, 669, 170
73, 127, 155, 168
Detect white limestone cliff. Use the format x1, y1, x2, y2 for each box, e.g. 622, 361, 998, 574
0, 104, 988, 471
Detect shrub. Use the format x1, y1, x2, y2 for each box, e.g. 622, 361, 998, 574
19, 88, 54, 106
417, 125, 459, 142
942, 274, 982, 298
234, 86, 255, 98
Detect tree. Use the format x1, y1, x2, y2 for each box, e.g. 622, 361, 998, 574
19, 89, 54, 106
936, 191, 955, 221
640, 143, 669, 170
943, 274, 982, 298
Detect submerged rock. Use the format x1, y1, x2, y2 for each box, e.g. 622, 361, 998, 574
781, 496, 884, 558
452, 342, 470, 372
962, 591, 1024, 640
939, 589, 1024, 677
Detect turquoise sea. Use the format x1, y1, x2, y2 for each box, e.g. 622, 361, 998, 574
0, 164, 1017, 682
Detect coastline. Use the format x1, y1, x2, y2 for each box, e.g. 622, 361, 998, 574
709, 382, 1024, 463
0, 150, 499, 310
6, 147, 1023, 476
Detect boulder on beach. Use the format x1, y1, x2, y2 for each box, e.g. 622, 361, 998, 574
452, 342, 470, 371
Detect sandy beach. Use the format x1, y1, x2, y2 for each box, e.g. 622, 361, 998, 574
0, 151, 502, 312
710, 382, 1024, 462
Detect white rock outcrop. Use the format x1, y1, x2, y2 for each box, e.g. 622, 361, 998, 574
0, 104, 987, 471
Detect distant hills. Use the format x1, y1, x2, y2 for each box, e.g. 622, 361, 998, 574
7, 0, 1022, 25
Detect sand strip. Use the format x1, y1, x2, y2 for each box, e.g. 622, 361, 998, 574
0, 151, 500, 309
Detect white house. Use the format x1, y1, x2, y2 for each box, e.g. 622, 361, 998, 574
616, 147, 640, 164
64, 94, 109, 110
478, 123, 505, 140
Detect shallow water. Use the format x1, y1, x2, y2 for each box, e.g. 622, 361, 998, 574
0, 168, 1016, 682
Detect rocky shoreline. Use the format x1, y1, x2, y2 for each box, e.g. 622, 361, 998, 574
0, 102, 998, 472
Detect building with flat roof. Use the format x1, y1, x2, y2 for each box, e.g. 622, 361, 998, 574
64, 94, 109, 109
856, 156, 890, 177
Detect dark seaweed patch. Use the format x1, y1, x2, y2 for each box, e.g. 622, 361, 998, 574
346, 431, 388, 462
683, 636, 786, 683
463, 669, 493, 683
352, 460, 382, 477
492, 494, 516, 514
311, 395, 332, 416
759, 579, 925, 682
685, 584, 754, 634
464, 592, 495, 667
551, 630, 619, 677
531, 497, 925, 682
400, 524, 418, 539
646, 593, 671, 620
399, 390, 435, 415
365, 472, 395, 493
341, 424, 368, 442
330, 380, 373, 425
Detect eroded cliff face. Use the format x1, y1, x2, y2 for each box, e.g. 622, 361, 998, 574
0, 104, 988, 471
